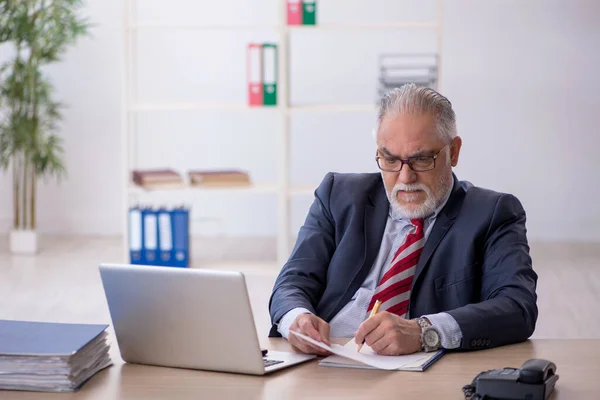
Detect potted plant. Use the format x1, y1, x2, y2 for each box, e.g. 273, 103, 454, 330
0, 0, 90, 254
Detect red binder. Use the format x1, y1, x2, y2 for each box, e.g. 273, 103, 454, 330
287, 0, 302, 25
247, 43, 263, 106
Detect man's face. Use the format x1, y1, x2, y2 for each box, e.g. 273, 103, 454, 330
376, 113, 462, 219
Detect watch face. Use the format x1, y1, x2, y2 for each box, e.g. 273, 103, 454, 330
423, 328, 440, 347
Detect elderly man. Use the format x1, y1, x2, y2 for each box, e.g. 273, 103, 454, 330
268, 84, 538, 356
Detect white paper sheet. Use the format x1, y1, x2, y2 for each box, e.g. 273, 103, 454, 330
289, 330, 441, 371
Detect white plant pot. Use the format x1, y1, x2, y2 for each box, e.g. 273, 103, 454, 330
9, 229, 39, 255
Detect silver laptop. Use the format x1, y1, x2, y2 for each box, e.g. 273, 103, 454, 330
98, 263, 315, 375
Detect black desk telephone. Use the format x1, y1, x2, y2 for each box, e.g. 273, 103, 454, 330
463, 358, 559, 400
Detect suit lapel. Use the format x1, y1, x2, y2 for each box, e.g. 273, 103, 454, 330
362, 186, 390, 275
413, 175, 466, 286
323, 178, 389, 322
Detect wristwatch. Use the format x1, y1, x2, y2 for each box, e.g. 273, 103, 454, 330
414, 317, 441, 352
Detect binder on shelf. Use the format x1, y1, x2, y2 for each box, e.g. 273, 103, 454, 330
171, 207, 190, 268
142, 207, 158, 266
302, 0, 317, 25
247, 43, 263, 106
128, 206, 143, 265
262, 43, 278, 106
157, 208, 173, 265
287, 0, 302, 25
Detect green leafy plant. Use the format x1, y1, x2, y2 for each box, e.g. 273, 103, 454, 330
0, 0, 90, 230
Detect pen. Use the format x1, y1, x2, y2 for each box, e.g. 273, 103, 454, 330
357, 299, 381, 353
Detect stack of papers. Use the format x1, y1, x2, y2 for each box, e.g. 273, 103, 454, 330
0, 320, 113, 392
290, 330, 444, 371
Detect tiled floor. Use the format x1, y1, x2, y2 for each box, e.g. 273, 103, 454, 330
1, 236, 599, 352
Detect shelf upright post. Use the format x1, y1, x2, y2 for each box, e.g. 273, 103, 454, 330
436, 0, 444, 92
122, 0, 133, 262
277, 1, 292, 267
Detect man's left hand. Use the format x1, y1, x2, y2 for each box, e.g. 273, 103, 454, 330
354, 311, 422, 355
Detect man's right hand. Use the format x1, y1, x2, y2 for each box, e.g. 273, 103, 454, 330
288, 313, 332, 356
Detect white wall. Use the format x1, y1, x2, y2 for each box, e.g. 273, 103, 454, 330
444, 0, 600, 241
0, 0, 124, 235
0, 0, 598, 241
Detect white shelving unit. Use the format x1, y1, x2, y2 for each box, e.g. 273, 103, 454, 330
122, 1, 444, 266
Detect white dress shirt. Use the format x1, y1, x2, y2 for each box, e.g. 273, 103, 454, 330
277, 186, 463, 350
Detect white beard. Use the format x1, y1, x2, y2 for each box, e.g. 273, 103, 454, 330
386, 170, 453, 219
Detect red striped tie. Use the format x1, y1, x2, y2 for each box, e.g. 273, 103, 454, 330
367, 218, 425, 318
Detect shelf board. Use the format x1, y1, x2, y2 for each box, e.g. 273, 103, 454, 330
131, 103, 278, 112
131, 103, 377, 112
289, 22, 438, 30
290, 104, 378, 112
128, 183, 280, 194
289, 186, 317, 196
127, 184, 319, 196
127, 22, 438, 31
128, 23, 279, 30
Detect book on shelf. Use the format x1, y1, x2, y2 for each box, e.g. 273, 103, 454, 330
188, 170, 251, 187
0, 320, 112, 392
132, 168, 184, 189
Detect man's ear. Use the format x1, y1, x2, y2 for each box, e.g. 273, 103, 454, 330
450, 136, 462, 167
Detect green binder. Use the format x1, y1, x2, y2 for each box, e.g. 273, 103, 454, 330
302, 0, 317, 25
262, 43, 278, 106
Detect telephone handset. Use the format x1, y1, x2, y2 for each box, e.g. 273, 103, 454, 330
518, 359, 557, 384
463, 358, 559, 400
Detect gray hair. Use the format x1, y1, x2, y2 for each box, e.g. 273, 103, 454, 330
374, 83, 457, 143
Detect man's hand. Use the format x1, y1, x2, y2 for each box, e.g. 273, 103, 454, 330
288, 313, 332, 356
354, 311, 422, 355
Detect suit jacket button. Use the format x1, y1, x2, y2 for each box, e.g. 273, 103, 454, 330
471, 339, 477, 347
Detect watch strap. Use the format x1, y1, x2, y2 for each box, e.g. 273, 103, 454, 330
414, 317, 440, 352
414, 317, 432, 330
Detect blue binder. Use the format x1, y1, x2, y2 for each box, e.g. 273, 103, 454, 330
0, 320, 109, 356
128, 207, 144, 265
171, 207, 190, 268
157, 207, 173, 266
142, 207, 158, 266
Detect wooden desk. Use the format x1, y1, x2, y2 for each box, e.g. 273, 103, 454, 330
3, 339, 600, 399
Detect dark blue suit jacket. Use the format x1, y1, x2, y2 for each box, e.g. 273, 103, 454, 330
268, 172, 538, 351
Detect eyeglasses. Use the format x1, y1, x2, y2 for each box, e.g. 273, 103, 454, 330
375, 145, 448, 172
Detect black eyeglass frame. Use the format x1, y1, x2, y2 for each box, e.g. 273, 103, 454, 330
375, 145, 449, 173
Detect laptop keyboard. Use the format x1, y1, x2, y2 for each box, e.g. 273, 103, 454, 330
263, 359, 284, 368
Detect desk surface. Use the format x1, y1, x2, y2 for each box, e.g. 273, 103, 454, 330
3, 339, 600, 399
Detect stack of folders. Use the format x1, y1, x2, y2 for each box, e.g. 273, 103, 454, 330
0, 320, 112, 392
377, 54, 439, 99
129, 206, 190, 268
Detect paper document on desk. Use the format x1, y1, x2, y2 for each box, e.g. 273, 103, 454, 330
289, 330, 443, 371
